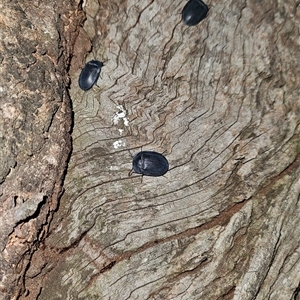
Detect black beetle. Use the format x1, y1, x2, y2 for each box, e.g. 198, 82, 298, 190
78, 60, 104, 91
182, 0, 209, 26
129, 151, 169, 177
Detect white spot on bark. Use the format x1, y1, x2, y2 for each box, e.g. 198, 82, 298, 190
112, 105, 129, 127
113, 140, 126, 149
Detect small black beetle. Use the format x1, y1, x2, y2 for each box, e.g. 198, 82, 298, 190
78, 60, 104, 91
129, 151, 169, 177
182, 0, 209, 26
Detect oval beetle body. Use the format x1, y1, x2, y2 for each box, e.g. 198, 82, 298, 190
78, 60, 104, 91
130, 151, 169, 177
182, 0, 209, 26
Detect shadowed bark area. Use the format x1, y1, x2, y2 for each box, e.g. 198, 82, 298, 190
0, 0, 84, 299
2, 0, 300, 299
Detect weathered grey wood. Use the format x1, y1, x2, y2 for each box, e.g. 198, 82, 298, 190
38, 0, 300, 299
2, 0, 300, 299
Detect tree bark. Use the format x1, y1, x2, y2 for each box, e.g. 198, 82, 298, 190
1, 0, 300, 299
0, 0, 84, 299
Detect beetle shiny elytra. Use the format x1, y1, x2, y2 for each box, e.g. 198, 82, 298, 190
129, 151, 169, 177
182, 0, 209, 26
78, 60, 104, 91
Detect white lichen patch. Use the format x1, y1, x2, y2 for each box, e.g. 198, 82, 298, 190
112, 105, 129, 128
109, 165, 120, 171
113, 140, 126, 149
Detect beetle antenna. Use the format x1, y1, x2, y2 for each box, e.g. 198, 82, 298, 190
128, 149, 134, 158
162, 149, 169, 155
128, 168, 144, 183
128, 168, 135, 177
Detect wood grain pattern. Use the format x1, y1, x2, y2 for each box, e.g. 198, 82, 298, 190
2, 0, 300, 299
39, 0, 300, 299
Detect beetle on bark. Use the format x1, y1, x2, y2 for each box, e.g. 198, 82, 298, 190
182, 0, 209, 26
78, 60, 104, 91
129, 151, 169, 177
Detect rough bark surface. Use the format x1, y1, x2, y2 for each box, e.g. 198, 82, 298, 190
2, 0, 300, 299
0, 0, 84, 299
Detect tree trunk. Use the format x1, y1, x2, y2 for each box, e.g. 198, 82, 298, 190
0, 0, 83, 298
1, 0, 300, 299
